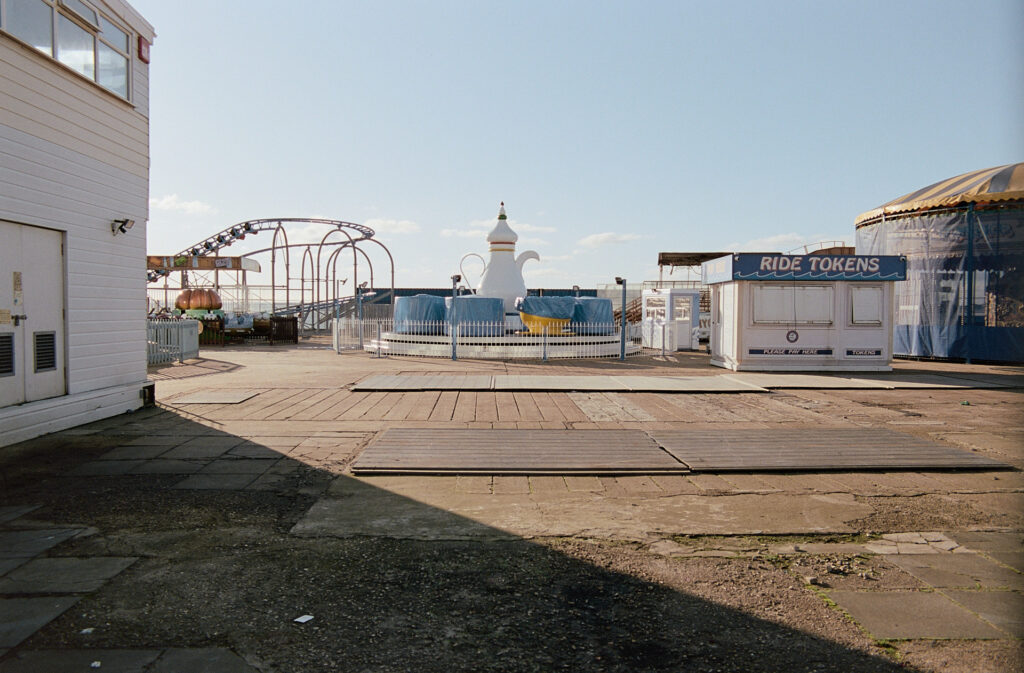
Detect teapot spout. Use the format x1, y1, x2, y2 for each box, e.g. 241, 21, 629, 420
516, 250, 539, 272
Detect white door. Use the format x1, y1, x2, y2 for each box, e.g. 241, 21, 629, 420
0, 221, 65, 407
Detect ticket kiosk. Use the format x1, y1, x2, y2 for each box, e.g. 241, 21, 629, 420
640, 288, 700, 351
701, 253, 907, 371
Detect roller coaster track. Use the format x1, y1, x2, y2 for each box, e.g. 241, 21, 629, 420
147, 218, 376, 283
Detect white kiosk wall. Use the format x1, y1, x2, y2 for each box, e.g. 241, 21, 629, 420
640, 289, 700, 351
701, 253, 907, 372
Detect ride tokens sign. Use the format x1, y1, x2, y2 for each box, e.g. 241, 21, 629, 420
702, 254, 907, 284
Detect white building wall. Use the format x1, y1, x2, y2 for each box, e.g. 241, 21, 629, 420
0, 1, 154, 445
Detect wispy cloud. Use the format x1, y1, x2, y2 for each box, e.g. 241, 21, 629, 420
725, 233, 850, 253
443, 218, 554, 238
513, 221, 556, 233
150, 194, 216, 215
441, 228, 490, 238
578, 232, 643, 248
365, 218, 420, 235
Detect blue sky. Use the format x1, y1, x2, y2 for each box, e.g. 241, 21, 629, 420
136, 0, 1023, 289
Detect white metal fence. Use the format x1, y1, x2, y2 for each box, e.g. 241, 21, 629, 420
333, 318, 644, 360
147, 319, 200, 365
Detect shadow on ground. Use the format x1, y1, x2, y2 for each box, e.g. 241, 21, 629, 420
0, 407, 916, 672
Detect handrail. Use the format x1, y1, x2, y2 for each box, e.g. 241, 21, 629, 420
147, 218, 376, 282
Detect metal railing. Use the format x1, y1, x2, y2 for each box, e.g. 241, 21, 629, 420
333, 318, 644, 360
146, 319, 200, 365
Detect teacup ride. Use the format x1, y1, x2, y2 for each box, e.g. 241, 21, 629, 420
516, 296, 576, 336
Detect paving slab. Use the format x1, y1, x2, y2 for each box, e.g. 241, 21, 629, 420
846, 373, 1015, 389
129, 460, 204, 475
887, 553, 1024, 590
227, 443, 288, 458
292, 488, 520, 541
0, 557, 136, 594
150, 648, 259, 673
615, 376, 766, 393
0, 559, 30, 576
828, 590, 1005, 639
295, 475, 872, 539
947, 531, 1024, 553
0, 507, 39, 525
0, 529, 83, 559
169, 390, 259, 404
0, 596, 81, 647
985, 551, 1024, 572
942, 590, 1024, 637
652, 428, 1008, 471
97, 445, 171, 460
197, 459, 278, 475
497, 375, 631, 391
0, 649, 161, 672
351, 428, 685, 474
67, 460, 146, 476
721, 373, 889, 389
353, 375, 493, 391
172, 474, 259, 490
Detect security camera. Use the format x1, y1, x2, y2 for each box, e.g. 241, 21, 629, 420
451, 274, 462, 283
615, 277, 625, 285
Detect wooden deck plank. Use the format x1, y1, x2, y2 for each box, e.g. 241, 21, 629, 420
336, 392, 385, 420
452, 391, 477, 422
265, 389, 335, 420
352, 428, 685, 474
380, 392, 430, 421
315, 390, 371, 420
359, 392, 405, 420
428, 391, 458, 421
548, 393, 590, 423
495, 392, 519, 422
530, 392, 565, 422
513, 392, 544, 421
298, 389, 357, 420
652, 428, 1010, 471
403, 391, 442, 421
234, 389, 309, 420
475, 392, 499, 422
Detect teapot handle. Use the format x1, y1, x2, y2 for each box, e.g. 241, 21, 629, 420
459, 253, 486, 290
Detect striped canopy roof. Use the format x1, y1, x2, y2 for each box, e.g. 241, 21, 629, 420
855, 162, 1024, 226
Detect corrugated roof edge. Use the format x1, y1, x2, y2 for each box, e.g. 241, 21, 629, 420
855, 190, 1024, 227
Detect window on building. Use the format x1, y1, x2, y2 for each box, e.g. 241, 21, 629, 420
5, 0, 53, 54
97, 15, 128, 97
59, 0, 97, 28
56, 12, 93, 78
1, 0, 132, 100
752, 285, 834, 325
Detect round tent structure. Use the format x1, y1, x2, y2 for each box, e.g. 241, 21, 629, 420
856, 163, 1024, 362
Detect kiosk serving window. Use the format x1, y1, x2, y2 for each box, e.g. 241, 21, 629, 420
751, 285, 833, 325
850, 285, 884, 325
644, 296, 665, 320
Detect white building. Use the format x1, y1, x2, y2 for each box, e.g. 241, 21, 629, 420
1, 0, 155, 446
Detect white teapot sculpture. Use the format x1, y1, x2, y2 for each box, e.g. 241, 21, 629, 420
460, 202, 539, 314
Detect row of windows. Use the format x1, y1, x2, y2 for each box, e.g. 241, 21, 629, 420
747, 284, 885, 327
0, 0, 132, 99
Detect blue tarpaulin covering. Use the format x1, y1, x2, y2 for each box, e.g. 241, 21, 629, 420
516, 296, 577, 319
857, 204, 1023, 362
445, 296, 504, 336
571, 297, 614, 334
393, 294, 446, 334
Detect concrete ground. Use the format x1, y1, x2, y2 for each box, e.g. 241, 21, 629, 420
0, 340, 1022, 672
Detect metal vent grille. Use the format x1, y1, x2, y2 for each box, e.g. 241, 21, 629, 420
34, 331, 57, 372
0, 333, 12, 377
